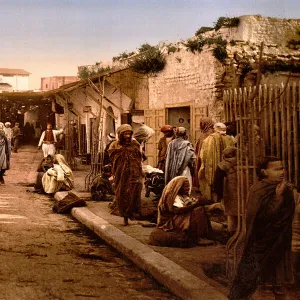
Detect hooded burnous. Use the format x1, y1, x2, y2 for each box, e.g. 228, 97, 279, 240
108, 124, 143, 220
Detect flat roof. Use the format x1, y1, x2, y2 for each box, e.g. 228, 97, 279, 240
0, 68, 31, 76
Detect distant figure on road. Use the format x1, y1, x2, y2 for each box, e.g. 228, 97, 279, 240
108, 124, 143, 226
4, 122, 13, 157
12, 122, 21, 153
35, 121, 42, 138
38, 123, 63, 158
23, 122, 32, 143
0, 123, 9, 184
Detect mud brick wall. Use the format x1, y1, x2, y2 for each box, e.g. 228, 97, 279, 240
148, 49, 224, 117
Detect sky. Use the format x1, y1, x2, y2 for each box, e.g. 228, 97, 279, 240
1, 0, 299, 89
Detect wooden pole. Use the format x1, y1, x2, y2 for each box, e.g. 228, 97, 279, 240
269, 85, 274, 156
280, 82, 287, 170
293, 82, 299, 188
286, 84, 292, 181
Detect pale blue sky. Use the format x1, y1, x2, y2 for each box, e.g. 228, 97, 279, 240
1, 0, 299, 89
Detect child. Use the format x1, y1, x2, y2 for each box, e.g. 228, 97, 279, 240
213, 147, 238, 236
90, 165, 115, 202
229, 157, 295, 300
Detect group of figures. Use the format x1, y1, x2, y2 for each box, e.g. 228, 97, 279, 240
0, 122, 23, 183
91, 119, 297, 300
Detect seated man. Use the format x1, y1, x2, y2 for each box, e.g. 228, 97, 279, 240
149, 176, 213, 247
90, 165, 115, 201
34, 155, 55, 193
42, 154, 74, 194
37, 155, 54, 172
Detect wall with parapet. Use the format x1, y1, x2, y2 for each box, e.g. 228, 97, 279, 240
148, 48, 223, 117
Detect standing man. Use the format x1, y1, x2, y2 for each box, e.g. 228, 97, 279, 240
164, 127, 196, 194
12, 122, 21, 153
4, 122, 13, 157
38, 123, 63, 158
199, 122, 234, 201
193, 118, 215, 191
157, 125, 175, 172
108, 124, 143, 226
0, 123, 9, 184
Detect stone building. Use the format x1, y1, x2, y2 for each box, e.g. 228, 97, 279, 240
141, 15, 300, 165
43, 15, 300, 168
41, 76, 79, 91
50, 68, 148, 156
0, 68, 30, 91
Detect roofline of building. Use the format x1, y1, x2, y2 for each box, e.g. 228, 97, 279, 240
0, 67, 131, 104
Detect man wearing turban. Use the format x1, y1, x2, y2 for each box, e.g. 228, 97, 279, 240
157, 125, 175, 172
199, 122, 234, 200
165, 127, 196, 194
108, 124, 143, 225
193, 118, 215, 191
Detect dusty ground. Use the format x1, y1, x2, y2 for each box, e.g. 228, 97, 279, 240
0, 145, 179, 300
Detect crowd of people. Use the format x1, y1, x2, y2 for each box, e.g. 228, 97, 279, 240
0, 117, 297, 300
90, 120, 296, 300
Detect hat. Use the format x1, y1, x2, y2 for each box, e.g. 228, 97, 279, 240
176, 127, 186, 136
117, 124, 133, 135
160, 125, 173, 132
5, 122, 11, 126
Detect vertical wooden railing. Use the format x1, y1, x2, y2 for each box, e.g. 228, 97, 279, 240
223, 81, 300, 277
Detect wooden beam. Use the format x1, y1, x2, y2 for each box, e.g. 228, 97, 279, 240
87, 78, 121, 110
55, 94, 66, 107
84, 90, 117, 120
103, 95, 121, 110
63, 91, 84, 118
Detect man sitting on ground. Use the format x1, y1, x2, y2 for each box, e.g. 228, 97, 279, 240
91, 165, 115, 202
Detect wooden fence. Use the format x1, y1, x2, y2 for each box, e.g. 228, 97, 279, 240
224, 82, 300, 190
223, 81, 300, 275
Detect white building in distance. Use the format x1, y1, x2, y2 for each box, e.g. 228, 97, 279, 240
0, 68, 30, 92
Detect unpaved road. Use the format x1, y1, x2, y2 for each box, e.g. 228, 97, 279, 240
0, 145, 179, 300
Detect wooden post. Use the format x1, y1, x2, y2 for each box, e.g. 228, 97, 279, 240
280, 82, 287, 170
293, 82, 299, 188
269, 85, 274, 156
286, 84, 292, 181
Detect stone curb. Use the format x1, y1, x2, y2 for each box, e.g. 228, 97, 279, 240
70, 206, 228, 300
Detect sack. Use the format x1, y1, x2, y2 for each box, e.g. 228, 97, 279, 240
148, 228, 195, 248
53, 192, 86, 214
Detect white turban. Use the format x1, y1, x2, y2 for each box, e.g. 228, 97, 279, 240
214, 122, 227, 135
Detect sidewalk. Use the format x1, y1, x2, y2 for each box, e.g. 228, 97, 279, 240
20, 147, 300, 299
62, 164, 229, 300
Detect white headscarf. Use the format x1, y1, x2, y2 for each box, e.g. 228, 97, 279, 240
214, 122, 227, 135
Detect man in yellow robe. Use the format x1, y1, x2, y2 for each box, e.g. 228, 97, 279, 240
199, 123, 234, 200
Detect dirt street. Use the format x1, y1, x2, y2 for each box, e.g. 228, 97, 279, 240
0, 145, 179, 300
